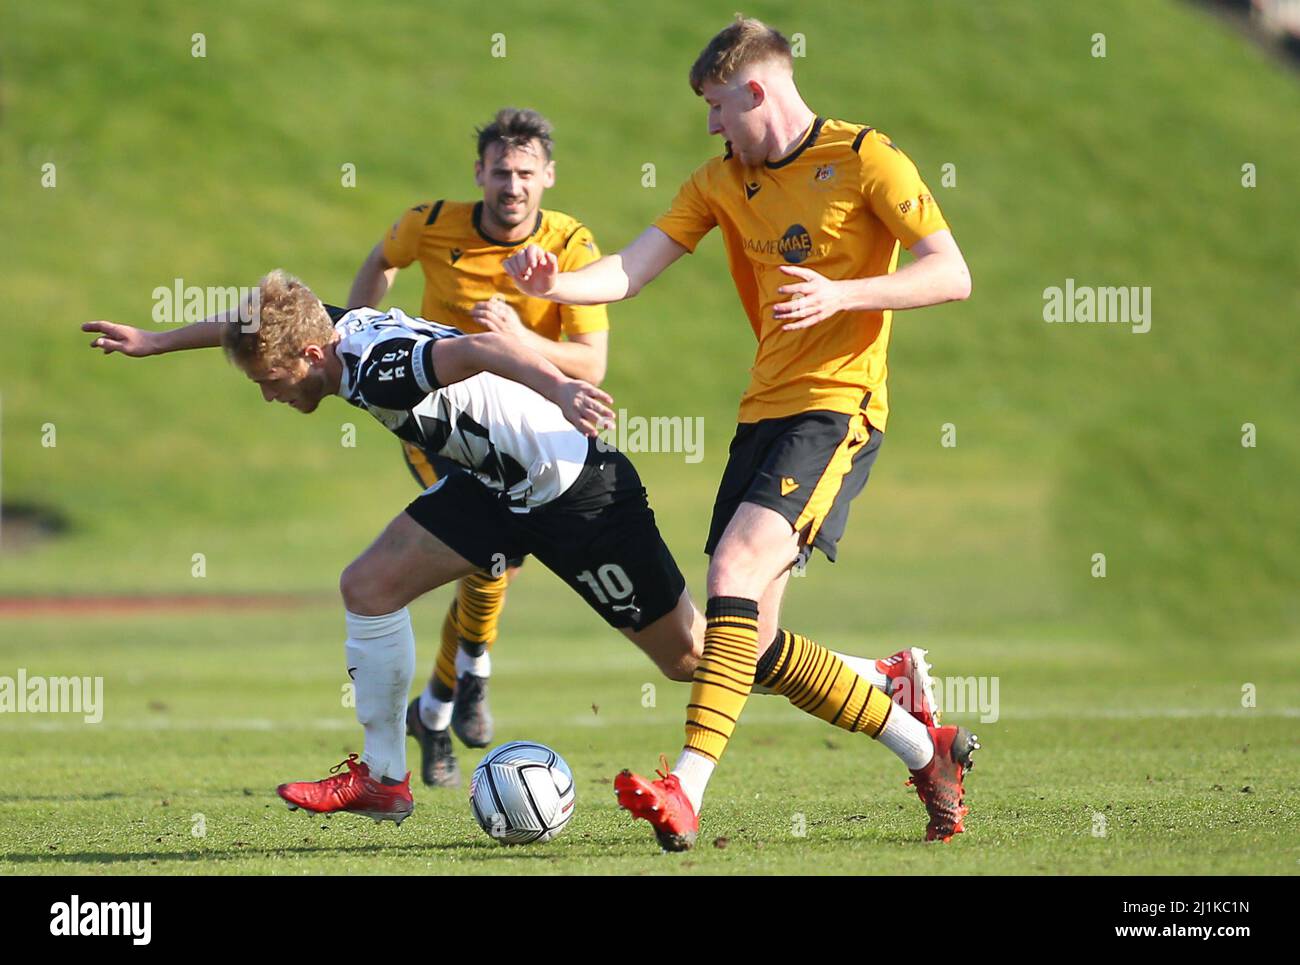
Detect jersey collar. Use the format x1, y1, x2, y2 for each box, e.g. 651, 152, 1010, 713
473, 201, 543, 247
334, 342, 359, 400
765, 116, 825, 170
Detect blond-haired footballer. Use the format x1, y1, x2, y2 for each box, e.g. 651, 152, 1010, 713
79, 112, 599, 790
346, 108, 611, 788
505, 17, 978, 848
84, 271, 941, 827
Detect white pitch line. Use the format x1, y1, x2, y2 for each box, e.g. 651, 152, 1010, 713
0, 706, 1296, 733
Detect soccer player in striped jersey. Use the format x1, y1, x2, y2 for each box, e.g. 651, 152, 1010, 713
504, 16, 978, 848
346, 109, 609, 787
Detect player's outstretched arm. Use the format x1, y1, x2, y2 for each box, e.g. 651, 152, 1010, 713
348, 243, 399, 310
503, 227, 687, 305
774, 229, 972, 330
82, 303, 247, 357
432, 333, 614, 437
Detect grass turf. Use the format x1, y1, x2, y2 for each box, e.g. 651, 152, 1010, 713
1, 0, 1298, 874
1, 606, 1296, 875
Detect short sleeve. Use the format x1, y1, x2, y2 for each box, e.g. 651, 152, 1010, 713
857, 131, 949, 249
652, 165, 717, 254
355, 333, 439, 410
556, 225, 609, 335
381, 203, 433, 269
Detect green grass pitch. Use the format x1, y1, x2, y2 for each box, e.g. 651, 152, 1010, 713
1, 0, 1298, 874
1, 606, 1297, 875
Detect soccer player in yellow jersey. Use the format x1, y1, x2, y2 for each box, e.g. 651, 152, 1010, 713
505, 17, 978, 848
348, 109, 609, 788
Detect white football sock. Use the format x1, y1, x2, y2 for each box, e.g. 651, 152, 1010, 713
344, 607, 416, 783
876, 706, 934, 770
418, 682, 453, 732
455, 646, 491, 679
833, 651, 889, 690
671, 749, 715, 814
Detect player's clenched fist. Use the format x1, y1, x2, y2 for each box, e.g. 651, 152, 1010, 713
82, 320, 159, 357
553, 378, 615, 437
503, 244, 559, 297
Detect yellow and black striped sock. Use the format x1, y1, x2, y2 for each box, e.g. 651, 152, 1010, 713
431, 601, 460, 701
433, 572, 508, 700
756, 629, 893, 737
455, 571, 508, 655
683, 597, 760, 764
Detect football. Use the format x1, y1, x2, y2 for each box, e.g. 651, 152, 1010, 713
469, 741, 576, 845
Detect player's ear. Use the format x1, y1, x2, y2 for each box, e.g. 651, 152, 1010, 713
302, 343, 326, 366
474, 159, 485, 188
542, 160, 556, 189
747, 79, 765, 107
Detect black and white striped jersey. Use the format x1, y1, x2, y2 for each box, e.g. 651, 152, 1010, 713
328, 305, 590, 511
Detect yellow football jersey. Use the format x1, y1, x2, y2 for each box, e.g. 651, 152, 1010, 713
654, 117, 949, 430
382, 200, 608, 341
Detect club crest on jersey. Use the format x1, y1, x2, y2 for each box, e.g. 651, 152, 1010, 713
450, 248, 463, 264
814, 164, 835, 182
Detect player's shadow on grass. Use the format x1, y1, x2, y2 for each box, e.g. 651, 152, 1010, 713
3, 836, 691, 867
0, 791, 129, 803
0, 842, 518, 866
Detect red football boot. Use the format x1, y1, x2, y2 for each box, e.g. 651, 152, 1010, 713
906, 725, 979, 842
614, 757, 699, 852
277, 754, 414, 826
878, 647, 940, 727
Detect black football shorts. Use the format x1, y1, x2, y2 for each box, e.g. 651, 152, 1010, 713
404, 440, 685, 630
401, 441, 526, 570
705, 407, 883, 564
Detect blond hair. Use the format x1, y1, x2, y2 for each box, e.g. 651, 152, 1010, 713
222, 269, 333, 370
689, 14, 793, 95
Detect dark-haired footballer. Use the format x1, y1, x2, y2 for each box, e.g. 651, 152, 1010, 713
346, 107, 610, 787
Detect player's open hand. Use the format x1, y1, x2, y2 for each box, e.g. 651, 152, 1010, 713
470, 296, 527, 338
773, 265, 850, 330
554, 379, 615, 437
82, 320, 158, 357
503, 244, 559, 298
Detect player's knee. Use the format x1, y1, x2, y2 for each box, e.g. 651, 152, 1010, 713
339, 559, 391, 615
656, 633, 698, 682
658, 656, 695, 683
707, 553, 761, 599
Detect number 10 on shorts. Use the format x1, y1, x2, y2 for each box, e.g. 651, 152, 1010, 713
576, 564, 635, 604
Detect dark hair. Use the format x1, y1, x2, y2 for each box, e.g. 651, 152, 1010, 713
689, 15, 793, 95
475, 107, 554, 161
